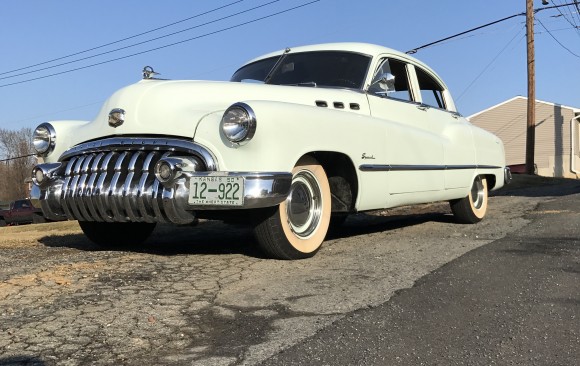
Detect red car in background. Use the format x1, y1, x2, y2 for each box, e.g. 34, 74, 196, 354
0, 199, 46, 226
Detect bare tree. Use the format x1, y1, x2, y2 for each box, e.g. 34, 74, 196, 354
0, 128, 35, 201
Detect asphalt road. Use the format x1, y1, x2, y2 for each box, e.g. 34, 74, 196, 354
0, 176, 579, 366
260, 183, 580, 366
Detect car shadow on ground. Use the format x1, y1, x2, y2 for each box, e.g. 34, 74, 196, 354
327, 211, 454, 240
37, 210, 455, 259
492, 174, 580, 198
38, 221, 265, 258
0, 356, 46, 366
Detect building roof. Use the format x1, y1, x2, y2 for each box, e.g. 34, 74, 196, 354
468, 96, 580, 120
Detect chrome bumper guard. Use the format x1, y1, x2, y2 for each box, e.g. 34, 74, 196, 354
30, 138, 292, 225
504, 166, 512, 185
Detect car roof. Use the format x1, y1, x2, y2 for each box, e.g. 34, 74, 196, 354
239, 42, 443, 85
245, 42, 423, 64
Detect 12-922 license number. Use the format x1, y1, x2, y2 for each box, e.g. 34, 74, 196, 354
189, 176, 244, 206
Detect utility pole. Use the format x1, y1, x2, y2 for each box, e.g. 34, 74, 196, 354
526, 0, 536, 175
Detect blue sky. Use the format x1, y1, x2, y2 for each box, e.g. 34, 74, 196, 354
1, 0, 579, 131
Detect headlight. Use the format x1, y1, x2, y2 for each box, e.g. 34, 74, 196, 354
32, 123, 56, 156
220, 103, 256, 145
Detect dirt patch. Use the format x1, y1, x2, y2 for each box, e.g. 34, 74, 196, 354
0, 221, 82, 248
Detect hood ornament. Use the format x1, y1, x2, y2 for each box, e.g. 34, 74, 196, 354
142, 66, 160, 79
108, 108, 125, 128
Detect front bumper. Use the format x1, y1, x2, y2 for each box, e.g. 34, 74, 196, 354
31, 170, 291, 225
30, 137, 291, 225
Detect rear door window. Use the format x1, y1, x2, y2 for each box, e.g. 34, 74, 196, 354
415, 67, 446, 110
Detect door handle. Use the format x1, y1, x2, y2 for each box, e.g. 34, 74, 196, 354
417, 104, 430, 111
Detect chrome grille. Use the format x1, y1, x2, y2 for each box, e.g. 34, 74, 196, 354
43, 137, 216, 224
61, 150, 166, 222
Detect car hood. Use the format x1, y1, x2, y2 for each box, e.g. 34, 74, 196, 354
72, 79, 367, 143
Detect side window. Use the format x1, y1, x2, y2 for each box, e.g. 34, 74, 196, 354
415, 67, 446, 110
370, 58, 412, 102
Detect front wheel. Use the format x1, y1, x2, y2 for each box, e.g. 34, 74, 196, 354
78, 221, 157, 248
450, 176, 488, 224
253, 156, 331, 260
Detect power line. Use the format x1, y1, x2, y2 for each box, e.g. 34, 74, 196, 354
551, 0, 580, 37
406, 13, 525, 54
555, 0, 578, 26
0, 154, 35, 163
406, 1, 580, 54
0, 0, 246, 77
0, 0, 282, 81
536, 16, 580, 58
456, 25, 526, 102
0, 0, 321, 88
564, 0, 580, 26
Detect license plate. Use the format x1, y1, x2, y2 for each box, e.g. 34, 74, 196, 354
189, 176, 244, 206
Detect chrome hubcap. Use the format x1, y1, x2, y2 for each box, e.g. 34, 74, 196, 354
470, 176, 485, 209
286, 170, 322, 238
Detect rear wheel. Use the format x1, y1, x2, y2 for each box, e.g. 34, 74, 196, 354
78, 221, 156, 248
450, 176, 488, 224
254, 156, 331, 259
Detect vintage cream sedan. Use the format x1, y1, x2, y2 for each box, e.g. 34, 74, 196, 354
30, 43, 510, 259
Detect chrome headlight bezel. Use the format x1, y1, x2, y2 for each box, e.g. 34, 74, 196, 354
220, 102, 256, 145
32, 123, 56, 156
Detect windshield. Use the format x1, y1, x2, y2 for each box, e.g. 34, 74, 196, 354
231, 51, 371, 89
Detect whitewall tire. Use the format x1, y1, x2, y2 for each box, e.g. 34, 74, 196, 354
254, 156, 331, 259
450, 176, 488, 224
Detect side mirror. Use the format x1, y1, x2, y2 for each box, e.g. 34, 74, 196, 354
369, 72, 396, 94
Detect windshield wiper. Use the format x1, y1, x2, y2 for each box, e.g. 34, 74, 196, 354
290, 81, 317, 87
299, 81, 317, 87
264, 47, 291, 84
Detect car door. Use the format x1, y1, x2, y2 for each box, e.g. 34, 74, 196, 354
366, 57, 445, 195
412, 65, 476, 189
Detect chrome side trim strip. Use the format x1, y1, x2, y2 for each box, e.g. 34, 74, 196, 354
359, 164, 502, 172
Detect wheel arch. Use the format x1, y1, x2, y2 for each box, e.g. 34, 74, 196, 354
483, 173, 497, 191
299, 151, 359, 214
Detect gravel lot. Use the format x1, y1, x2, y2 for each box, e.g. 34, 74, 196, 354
0, 175, 578, 365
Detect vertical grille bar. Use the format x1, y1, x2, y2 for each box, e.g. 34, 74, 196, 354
85, 152, 105, 221
150, 152, 172, 222
109, 152, 129, 222
122, 151, 143, 222
66, 156, 87, 220
95, 152, 116, 222
66, 155, 88, 220
61, 157, 78, 219
136, 151, 158, 223
75, 154, 95, 221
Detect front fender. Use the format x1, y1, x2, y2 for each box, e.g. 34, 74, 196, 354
193, 100, 384, 173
